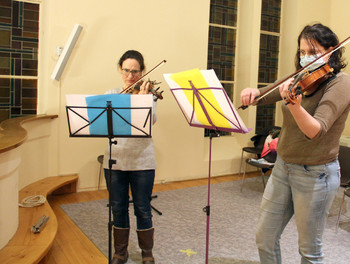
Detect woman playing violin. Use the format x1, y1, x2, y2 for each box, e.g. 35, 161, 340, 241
240, 23, 350, 264
103, 50, 157, 264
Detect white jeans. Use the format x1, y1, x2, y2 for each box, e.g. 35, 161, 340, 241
256, 155, 340, 264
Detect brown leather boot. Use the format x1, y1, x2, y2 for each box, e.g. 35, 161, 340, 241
112, 227, 130, 264
136, 228, 155, 264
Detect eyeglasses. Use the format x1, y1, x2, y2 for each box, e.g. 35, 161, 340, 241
121, 68, 142, 76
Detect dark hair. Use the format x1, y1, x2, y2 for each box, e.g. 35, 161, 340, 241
118, 50, 145, 71
294, 23, 347, 73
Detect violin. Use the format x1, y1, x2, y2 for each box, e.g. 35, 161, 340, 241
120, 60, 166, 102
126, 79, 164, 101
284, 63, 334, 105
238, 36, 350, 110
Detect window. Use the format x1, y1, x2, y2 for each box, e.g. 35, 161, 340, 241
0, 0, 39, 123
206, 0, 238, 137
256, 0, 282, 132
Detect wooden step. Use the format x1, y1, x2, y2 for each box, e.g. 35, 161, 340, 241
0, 174, 78, 264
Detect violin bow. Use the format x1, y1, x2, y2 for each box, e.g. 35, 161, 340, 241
239, 35, 350, 109
120, 59, 167, 94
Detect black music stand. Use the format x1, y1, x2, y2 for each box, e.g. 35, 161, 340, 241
66, 94, 159, 264
164, 69, 250, 264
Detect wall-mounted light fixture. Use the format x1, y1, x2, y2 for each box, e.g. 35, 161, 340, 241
51, 24, 83, 81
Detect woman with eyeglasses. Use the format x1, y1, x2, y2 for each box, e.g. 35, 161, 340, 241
103, 50, 157, 264
240, 23, 350, 264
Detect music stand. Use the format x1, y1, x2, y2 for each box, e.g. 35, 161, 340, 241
164, 69, 250, 264
66, 93, 156, 264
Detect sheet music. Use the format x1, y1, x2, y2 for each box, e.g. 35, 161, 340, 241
163, 69, 250, 133
65, 94, 153, 137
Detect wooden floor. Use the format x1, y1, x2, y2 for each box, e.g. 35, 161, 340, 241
46, 172, 258, 264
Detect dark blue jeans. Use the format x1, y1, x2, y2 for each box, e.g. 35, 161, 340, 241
104, 169, 155, 230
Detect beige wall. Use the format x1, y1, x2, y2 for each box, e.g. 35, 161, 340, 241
329, 0, 350, 135
35, 0, 350, 191
39, 0, 228, 191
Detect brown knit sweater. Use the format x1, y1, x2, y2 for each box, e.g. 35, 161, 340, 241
258, 72, 350, 165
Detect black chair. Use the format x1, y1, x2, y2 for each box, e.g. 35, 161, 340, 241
336, 145, 350, 230
339, 145, 350, 187
238, 134, 267, 178
336, 187, 350, 231
240, 144, 277, 192
238, 126, 281, 179
97, 154, 104, 190
239, 126, 280, 192
241, 158, 274, 192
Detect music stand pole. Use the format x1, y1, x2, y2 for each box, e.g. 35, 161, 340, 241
106, 101, 117, 264
203, 130, 220, 264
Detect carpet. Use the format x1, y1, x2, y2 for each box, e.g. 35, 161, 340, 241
61, 177, 350, 264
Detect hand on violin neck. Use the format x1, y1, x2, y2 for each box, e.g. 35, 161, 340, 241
279, 77, 294, 95
138, 80, 151, 94
279, 77, 301, 106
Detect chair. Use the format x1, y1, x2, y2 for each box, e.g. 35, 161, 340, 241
238, 126, 281, 180
336, 187, 350, 231
335, 145, 350, 230
339, 145, 350, 187
241, 158, 274, 192
97, 155, 104, 190
238, 134, 267, 178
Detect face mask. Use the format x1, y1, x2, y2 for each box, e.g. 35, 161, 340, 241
300, 54, 325, 71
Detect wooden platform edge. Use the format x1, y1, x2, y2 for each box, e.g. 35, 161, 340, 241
0, 114, 58, 154
0, 174, 78, 264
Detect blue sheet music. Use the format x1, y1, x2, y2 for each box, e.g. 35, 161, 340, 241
85, 94, 131, 136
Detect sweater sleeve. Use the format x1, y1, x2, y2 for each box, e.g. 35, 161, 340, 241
256, 80, 283, 106
313, 73, 350, 138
